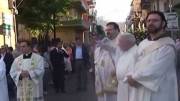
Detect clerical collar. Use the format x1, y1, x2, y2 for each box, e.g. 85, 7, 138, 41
147, 33, 170, 41
23, 53, 32, 59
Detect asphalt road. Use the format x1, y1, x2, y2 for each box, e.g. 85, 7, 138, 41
9, 72, 97, 101
44, 72, 97, 101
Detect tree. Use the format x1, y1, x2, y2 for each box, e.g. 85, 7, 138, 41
96, 25, 105, 36
16, 0, 70, 37
16, 0, 70, 51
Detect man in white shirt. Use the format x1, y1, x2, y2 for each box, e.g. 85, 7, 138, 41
72, 37, 89, 91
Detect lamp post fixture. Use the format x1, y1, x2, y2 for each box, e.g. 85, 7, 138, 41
11, 0, 24, 42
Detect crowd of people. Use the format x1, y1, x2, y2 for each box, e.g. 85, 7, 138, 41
0, 10, 179, 101
0, 35, 90, 101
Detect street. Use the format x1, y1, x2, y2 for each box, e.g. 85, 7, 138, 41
44, 72, 97, 101
10, 72, 97, 101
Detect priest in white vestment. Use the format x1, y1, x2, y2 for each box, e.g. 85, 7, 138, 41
115, 33, 137, 101
126, 11, 178, 101
0, 54, 9, 101
10, 40, 44, 101
94, 42, 118, 101
94, 22, 121, 101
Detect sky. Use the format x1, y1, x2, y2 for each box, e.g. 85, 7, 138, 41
95, 0, 132, 22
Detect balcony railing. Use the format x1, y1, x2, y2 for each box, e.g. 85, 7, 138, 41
58, 18, 89, 29
71, 1, 87, 12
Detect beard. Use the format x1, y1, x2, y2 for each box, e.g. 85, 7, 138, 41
106, 32, 118, 40
106, 32, 113, 40
147, 24, 163, 34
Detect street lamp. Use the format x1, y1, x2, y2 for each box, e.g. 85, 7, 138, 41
169, 0, 173, 12
11, 0, 24, 42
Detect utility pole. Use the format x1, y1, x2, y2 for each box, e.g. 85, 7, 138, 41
169, 0, 174, 38
13, 9, 18, 42
53, 13, 56, 39
13, 0, 24, 42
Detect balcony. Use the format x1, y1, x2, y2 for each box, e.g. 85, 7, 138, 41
58, 19, 89, 29
0, 23, 12, 35
71, 0, 88, 12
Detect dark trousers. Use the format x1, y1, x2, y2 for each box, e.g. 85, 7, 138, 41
43, 67, 51, 92
7, 74, 16, 98
75, 60, 87, 90
52, 68, 65, 93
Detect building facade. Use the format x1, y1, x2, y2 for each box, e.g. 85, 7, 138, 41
54, 0, 95, 44
0, 0, 16, 48
17, 0, 95, 44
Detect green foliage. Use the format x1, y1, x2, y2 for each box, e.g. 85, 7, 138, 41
16, 0, 70, 31
27, 29, 42, 38
133, 30, 147, 44
127, 29, 147, 44
96, 25, 105, 36
16, 0, 70, 52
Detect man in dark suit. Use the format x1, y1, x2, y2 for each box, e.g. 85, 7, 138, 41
1, 46, 14, 74
0, 45, 15, 98
72, 37, 89, 91
50, 38, 69, 93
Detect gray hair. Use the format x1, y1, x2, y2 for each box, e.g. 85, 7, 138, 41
117, 32, 136, 44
